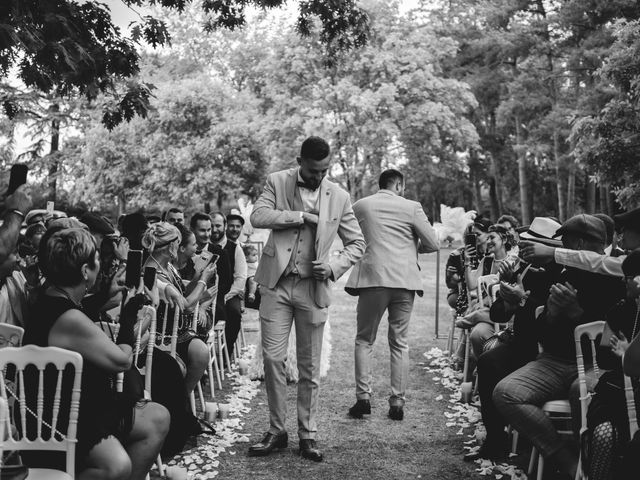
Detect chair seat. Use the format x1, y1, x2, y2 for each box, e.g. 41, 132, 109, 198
27, 468, 73, 479
542, 399, 571, 414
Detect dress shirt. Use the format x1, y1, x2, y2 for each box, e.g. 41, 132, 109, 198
554, 248, 624, 277
297, 169, 320, 213
214, 236, 248, 301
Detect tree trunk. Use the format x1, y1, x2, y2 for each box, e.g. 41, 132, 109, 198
566, 162, 576, 218
48, 110, 60, 203
515, 118, 531, 225
554, 132, 566, 222
586, 174, 596, 213
488, 153, 503, 221
117, 192, 126, 218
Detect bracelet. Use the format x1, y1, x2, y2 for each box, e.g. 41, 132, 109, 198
10, 210, 25, 220
197, 280, 207, 288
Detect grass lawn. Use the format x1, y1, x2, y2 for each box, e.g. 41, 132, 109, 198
209, 248, 479, 480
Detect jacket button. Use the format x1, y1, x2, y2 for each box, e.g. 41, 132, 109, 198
287, 248, 292, 252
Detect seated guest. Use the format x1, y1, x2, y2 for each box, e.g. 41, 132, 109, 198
20, 222, 46, 256
162, 207, 184, 226
24, 228, 169, 479
497, 214, 520, 242
493, 214, 625, 479
461, 224, 517, 360
189, 212, 233, 325
210, 212, 247, 360
519, 206, 640, 277
466, 218, 562, 461
585, 249, 640, 480
141, 222, 216, 399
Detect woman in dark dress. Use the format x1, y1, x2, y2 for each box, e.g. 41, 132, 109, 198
24, 228, 170, 480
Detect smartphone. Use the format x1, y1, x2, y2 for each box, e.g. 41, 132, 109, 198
464, 233, 477, 248
209, 253, 220, 266
46, 201, 54, 213
125, 250, 143, 289
143, 266, 157, 290
7, 164, 28, 195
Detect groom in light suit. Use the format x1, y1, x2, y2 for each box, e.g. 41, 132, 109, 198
345, 169, 439, 420
248, 136, 365, 462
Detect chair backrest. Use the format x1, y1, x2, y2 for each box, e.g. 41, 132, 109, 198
0, 396, 7, 460
0, 346, 83, 477
0, 324, 24, 348
624, 373, 639, 438
477, 274, 499, 307
156, 303, 180, 359
574, 321, 605, 436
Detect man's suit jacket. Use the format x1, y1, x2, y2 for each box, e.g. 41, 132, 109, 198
345, 189, 439, 296
250, 168, 365, 308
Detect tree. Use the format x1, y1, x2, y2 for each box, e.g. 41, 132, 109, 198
1, 0, 369, 129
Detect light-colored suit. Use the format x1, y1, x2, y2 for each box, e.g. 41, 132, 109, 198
345, 189, 438, 405
251, 167, 364, 439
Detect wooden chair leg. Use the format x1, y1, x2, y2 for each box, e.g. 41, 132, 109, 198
211, 343, 223, 389
528, 447, 538, 476
189, 391, 196, 415
208, 359, 216, 398
197, 381, 206, 412
537, 453, 544, 480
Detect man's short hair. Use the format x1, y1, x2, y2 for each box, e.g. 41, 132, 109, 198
300, 136, 330, 161
497, 214, 519, 228
242, 244, 258, 256
162, 207, 183, 221
227, 213, 245, 225
190, 212, 212, 230
44, 228, 98, 287
211, 212, 227, 225
379, 169, 404, 190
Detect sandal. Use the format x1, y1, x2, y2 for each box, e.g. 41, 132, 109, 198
197, 417, 217, 436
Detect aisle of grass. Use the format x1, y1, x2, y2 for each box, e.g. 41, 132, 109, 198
212, 249, 478, 479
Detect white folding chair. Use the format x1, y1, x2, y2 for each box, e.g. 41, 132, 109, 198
624, 373, 639, 438
477, 274, 499, 307
0, 345, 83, 479
527, 321, 605, 480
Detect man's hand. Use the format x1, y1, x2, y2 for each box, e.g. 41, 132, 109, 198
5, 185, 32, 214
113, 237, 129, 262
302, 211, 319, 226
312, 260, 332, 281
519, 241, 555, 265
499, 280, 529, 307
108, 263, 127, 299
547, 282, 583, 320
610, 331, 629, 358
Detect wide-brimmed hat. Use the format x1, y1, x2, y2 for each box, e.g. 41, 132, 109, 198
519, 217, 563, 247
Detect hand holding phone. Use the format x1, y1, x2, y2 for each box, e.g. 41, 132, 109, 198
125, 250, 143, 289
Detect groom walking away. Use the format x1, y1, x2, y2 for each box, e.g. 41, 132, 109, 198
248, 136, 365, 462
345, 169, 439, 421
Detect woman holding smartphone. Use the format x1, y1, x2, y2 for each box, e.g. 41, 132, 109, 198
141, 222, 216, 400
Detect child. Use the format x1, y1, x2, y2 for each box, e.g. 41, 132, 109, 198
243, 244, 259, 308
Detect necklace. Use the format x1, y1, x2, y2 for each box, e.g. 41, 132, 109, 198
51, 286, 83, 310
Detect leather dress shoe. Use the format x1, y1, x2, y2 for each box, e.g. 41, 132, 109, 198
248, 431, 288, 456
388, 405, 404, 420
299, 439, 323, 462
348, 399, 371, 419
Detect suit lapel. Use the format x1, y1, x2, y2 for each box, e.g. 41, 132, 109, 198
315, 181, 331, 257
284, 169, 296, 211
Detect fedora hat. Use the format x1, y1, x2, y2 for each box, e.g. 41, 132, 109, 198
520, 217, 563, 247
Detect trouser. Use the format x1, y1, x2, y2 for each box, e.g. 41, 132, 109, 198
469, 321, 495, 360
354, 287, 415, 407
259, 275, 327, 440
477, 341, 536, 442
224, 296, 242, 360
493, 353, 578, 457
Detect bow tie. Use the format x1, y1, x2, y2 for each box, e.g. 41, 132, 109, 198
297, 181, 318, 192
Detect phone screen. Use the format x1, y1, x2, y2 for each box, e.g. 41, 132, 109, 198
143, 266, 157, 290
7, 164, 28, 195
209, 254, 220, 265
125, 250, 143, 289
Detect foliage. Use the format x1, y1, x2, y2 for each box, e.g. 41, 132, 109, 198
0, 0, 369, 130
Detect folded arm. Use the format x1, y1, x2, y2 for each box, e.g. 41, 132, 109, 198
251, 174, 304, 230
